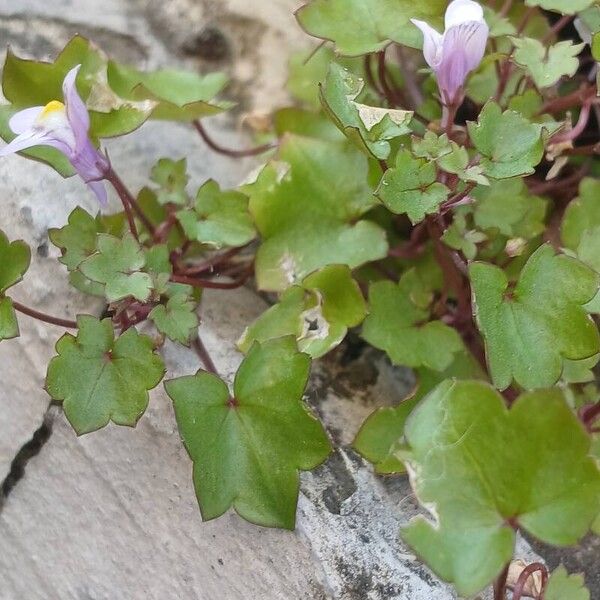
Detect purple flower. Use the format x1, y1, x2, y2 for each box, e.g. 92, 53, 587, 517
0, 65, 110, 205
412, 0, 489, 105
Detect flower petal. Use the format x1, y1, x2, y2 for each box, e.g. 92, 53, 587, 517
437, 20, 489, 102
86, 179, 108, 207
8, 106, 44, 134
62, 64, 90, 145
411, 19, 444, 69
0, 130, 71, 156
445, 0, 485, 30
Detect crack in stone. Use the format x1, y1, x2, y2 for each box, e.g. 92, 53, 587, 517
0, 403, 60, 511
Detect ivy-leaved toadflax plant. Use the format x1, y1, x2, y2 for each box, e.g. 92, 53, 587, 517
1, 1, 599, 598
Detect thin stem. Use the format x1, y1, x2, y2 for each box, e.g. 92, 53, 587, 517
580, 401, 600, 429
170, 267, 252, 290
105, 168, 156, 239
493, 564, 510, 600
12, 301, 78, 329
377, 49, 403, 108
511, 562, 548, 600
499, 0, 513, 17
364, 54, 386, 98
176, 246, 248, 276
192, 336, 218, 375
395, 46, 424, 108
551, 101, 593, 144
193, 120, 277, 158
542, 14, 574, 44
441, 101, 459, 136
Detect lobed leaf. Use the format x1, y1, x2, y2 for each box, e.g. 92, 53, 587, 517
471, 245, 600, 390
402, 380, 600, 596
46, 316, 165, 434
164, 337, 331, 528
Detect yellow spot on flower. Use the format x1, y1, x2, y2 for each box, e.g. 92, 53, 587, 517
41, 100, 65, 117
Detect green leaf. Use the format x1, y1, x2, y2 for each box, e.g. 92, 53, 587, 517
412, 131, 452, 161
468, 102, 555, 179
562, 354, 600, 384
545, 566, 590, 600
0, 231, 31, 295
402, 381, 600, 596
79, 233, 153, 302
287, 46, 336, 108
442, 212, 487, 261
320, 63, 412, 159
437, 143, 489, 185
473, 178, 547, 239
354, 351, 486, 474
274, 107, 345, 142
0, 230, 31, 341
46, 316, 165, 434
177, 179, 255, 248
149, 294, 199, 345
296, 0, 445, 56
49, 207, 102, 271
524, 0, 594, 15
150, 158, 189, 206
245, 135, 388, 291
577, 6, 600, 61
362, 270, 463, 370
376, 150, 449, 224
0, 297, 19, 341
164, 337, 331, 528
238, 264, 366, 358
471, 244, 600, 390
512, 37, 584, 88
106, 61, 232, 121
561, 178, 600, 251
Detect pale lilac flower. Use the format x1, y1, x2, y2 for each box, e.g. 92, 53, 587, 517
411, 0, 489, 105
0, 65, 110, 205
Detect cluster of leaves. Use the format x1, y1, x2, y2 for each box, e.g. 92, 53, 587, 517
2, 0, 600, 597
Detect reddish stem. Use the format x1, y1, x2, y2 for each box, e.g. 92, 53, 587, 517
170, 267, 252, 290
542, 14, 574, 44
511, 562, 549, 600
176, 246, 248, 276
192, 336, 219, 375
12, 301, 78, 329
551, 101, 593, 145
193, 121, 276, 158
494, 564, 510, 600
105, 168, 156, 239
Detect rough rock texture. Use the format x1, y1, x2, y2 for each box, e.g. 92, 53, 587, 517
0, 1, 589, 599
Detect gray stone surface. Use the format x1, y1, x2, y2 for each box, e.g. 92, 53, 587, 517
0, 0, 559, 599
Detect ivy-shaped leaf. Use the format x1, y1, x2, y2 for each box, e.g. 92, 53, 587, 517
320, 63, 413, 159
437, 143, 489, 185
49, 207, 102, 271
0, 231, 30, 341
296, 0, 446, 56
164, 337, 331, 529
376, 150, 449, 224
468, 102, 559, 179
442, 212, 487, 260
471, 244, 600, 390
472, 178, 547, 239
79, 233, 153, 302
149, 294, 199, 346
402, 381, 600, 597
512, 37, 584, 88
244, 135, 388, 291
545, 566, 591, 600
150, 158, 190, 206
412, 131, 453, 161
238, 264, 366, 358
362, 269, 463, 370
524, 0, 594, 15
354, 350, 485, 474
106, 61, 232, 121
177, 179, 256, 249
46, 316, 165, 434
